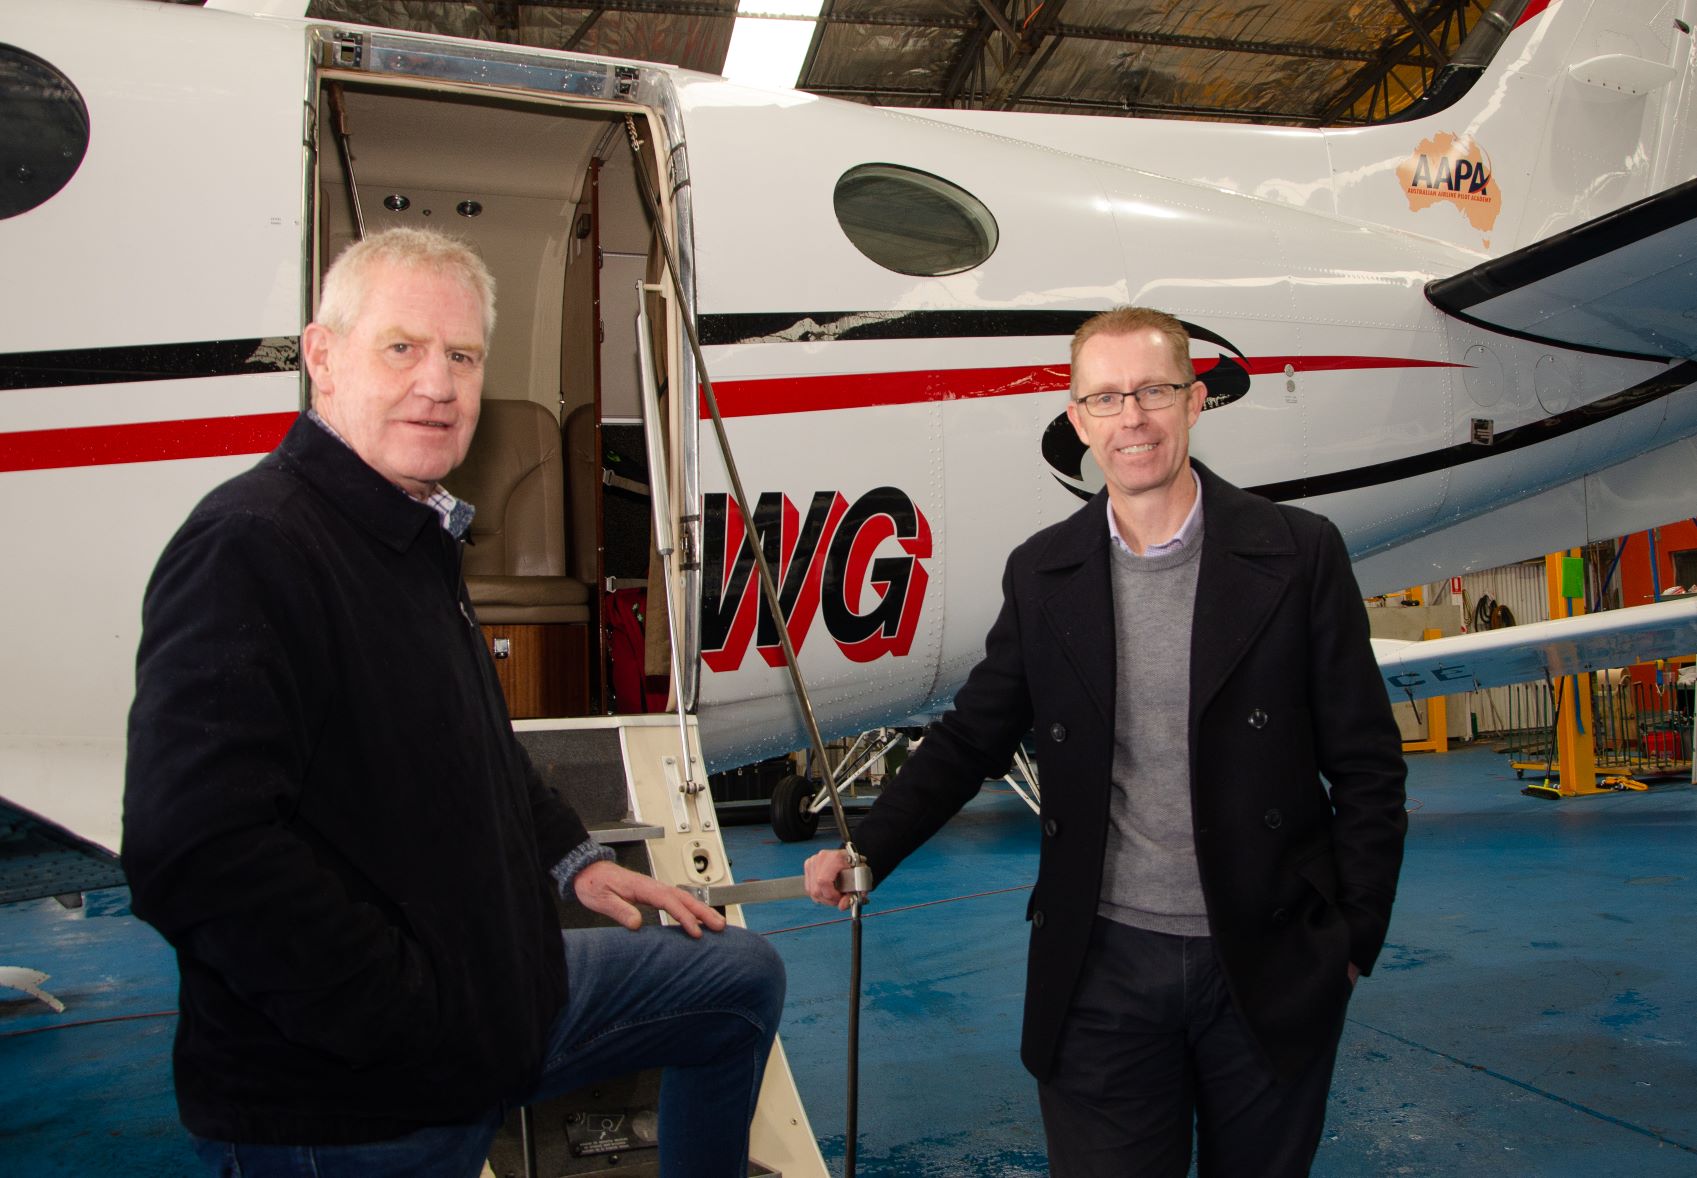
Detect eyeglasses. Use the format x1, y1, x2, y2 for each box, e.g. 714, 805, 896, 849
1074, 382, 1193, 417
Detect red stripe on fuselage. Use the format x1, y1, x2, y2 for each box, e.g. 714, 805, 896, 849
703, 356, 1462, 418
704, 364, 1071, 418
0, 412, 296, 473
7, 353, 1463, 470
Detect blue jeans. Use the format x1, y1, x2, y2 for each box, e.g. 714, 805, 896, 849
193, 923, 785, 1178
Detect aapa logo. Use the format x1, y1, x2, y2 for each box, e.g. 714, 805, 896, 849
1395, 132, 1503, 245
701, 487, 931, 672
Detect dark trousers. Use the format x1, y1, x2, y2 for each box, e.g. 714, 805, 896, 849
1038, 918, 1346, 1178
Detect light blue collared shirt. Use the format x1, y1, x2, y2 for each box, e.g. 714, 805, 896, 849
1106, 467, 1204, 557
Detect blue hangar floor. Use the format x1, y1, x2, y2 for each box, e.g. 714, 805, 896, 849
3, 741, 1695, 1176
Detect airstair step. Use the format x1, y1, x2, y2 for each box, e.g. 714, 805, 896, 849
586, 820, 664, 844
517, 726, 629, 827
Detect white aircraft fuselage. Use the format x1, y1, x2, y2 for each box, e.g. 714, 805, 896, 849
3, 0, 1695, 848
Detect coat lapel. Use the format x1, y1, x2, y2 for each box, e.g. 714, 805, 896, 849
1036, 493, 1117, 728
1188, 461, 1297, 717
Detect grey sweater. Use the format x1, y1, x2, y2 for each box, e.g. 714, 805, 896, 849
1097, 534, 1210, 935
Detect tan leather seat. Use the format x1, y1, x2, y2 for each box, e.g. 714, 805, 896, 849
446, 399, 591, 624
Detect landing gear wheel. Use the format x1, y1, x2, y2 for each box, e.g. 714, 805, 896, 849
770, 773, 821, 842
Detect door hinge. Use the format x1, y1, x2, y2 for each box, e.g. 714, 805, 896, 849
679, 514, 700, 572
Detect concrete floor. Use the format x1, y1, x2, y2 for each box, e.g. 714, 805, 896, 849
729, 743, 1697, 1176
3, 742, 1694, 1175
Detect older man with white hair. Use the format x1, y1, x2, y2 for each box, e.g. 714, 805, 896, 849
124, 227, 784, 1178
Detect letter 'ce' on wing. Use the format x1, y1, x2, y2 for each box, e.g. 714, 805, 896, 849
1372, 597, 1697, 701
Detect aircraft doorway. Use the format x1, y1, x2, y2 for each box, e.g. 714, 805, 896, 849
311, 74, 687, 722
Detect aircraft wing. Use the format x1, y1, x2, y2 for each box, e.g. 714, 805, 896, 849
1425, 175, 1697, 361
1372, 596, 1697, 701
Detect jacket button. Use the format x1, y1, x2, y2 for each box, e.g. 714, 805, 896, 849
1263, 808, 1283, 829
1271, 907, 1290, 926
1043, 818, 1059, 837
1248, 708, 1269, 729
1032, 909, 1046, 928
1049, 722, 1067, 742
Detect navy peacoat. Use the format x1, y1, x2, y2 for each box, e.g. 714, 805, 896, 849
851, 460, 1408, 1081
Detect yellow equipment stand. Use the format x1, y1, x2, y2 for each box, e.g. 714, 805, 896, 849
1401, 627, 1450, 755
1522, 549, 1605, 798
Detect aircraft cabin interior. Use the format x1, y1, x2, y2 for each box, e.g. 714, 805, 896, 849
314, 81, 679, 721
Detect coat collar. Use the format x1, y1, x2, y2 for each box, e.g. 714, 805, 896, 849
265, 413, 440, 554
1032, 484, 1115, 724
1189, 460, 1297, 715
1192, 459, 1295, 558
1033, 460, 1297, 726
1031, 458, 1292, 571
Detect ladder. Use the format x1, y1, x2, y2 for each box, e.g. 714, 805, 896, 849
477, 714, 824, 1178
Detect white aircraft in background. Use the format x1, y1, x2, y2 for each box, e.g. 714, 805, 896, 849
3, 0, 1696, 858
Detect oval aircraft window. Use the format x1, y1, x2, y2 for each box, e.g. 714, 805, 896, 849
0, 45, 90, 220
834, 164, 998, 276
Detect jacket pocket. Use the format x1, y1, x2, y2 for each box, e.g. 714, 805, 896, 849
1288, 833, 1339, 905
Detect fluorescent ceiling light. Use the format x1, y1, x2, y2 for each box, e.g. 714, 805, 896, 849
721, 1, 825, 91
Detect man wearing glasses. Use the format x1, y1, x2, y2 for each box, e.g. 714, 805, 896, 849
806, 306, 1406, 1176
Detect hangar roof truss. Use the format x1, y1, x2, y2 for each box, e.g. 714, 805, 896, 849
296, 0, 1501, 126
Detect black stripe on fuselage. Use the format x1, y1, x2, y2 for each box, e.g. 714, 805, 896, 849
699, 308, 1250, 364
1247, 360, 1697, 502
698, 309, 1094, 347
709, 308, 1693, 505
0, 337, 300, 391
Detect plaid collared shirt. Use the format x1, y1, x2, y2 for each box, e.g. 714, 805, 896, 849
307, 409, 476, 540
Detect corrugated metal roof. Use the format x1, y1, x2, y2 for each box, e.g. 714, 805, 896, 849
294, 0, 1502, 125
797, 0, 1503, 124
306, 0, 738, 74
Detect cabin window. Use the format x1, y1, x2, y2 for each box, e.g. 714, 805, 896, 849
0, 46, 89, 220
833, 163, 998, 276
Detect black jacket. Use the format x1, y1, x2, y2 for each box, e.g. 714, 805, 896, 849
851, 461, 1407, 1081
123, 415, 589, 1144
